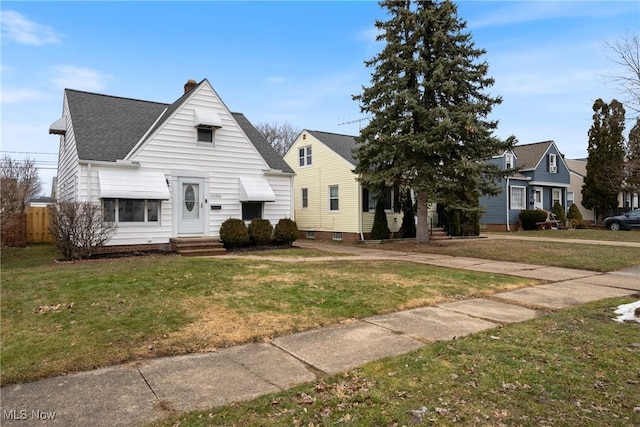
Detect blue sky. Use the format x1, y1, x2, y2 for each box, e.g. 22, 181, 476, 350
2, 1, 638, 195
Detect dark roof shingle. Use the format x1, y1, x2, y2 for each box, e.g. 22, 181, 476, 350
512, 140, 554, 170
66, 89, 167, 162
64, 86, 290, 172
306, 130, 357, 165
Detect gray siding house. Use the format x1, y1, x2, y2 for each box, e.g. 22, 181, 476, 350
50, 79, 294, 251
480, 140, 570, 231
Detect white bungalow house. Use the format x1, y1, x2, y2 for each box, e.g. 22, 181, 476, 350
50, 79, 294, 253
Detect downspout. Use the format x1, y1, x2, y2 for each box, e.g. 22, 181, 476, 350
505, 177, 510, 232
358, 179, 364, 241
87, 162, 92, 202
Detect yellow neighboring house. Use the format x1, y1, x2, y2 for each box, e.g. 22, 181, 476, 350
283, 130, 404, 242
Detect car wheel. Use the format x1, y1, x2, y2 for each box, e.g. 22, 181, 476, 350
609, 221, 621, 231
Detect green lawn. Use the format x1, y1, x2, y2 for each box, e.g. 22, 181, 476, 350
0, 245, 535, 385
149, 297, 640, 427
487, 228, 640, 242
377, 238, 640, 272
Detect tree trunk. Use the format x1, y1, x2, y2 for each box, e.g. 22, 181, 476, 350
415, 190, 430, 243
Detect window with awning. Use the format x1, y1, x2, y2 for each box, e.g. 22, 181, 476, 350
238, 176, 275, 202
98, 169, 171, 200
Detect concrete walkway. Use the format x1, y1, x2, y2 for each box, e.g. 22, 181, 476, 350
2, 241, 639, 427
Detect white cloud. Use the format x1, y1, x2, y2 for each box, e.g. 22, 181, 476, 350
1, 88, 49, 104
468, 2, 637, 29
1, 10, 62, 46
50, 65, 112, 92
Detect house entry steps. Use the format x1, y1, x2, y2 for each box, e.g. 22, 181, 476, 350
170, 237, 226, 257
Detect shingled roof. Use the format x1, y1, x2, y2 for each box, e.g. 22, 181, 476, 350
306, 130, 358, 165
232, 112, 293, 173
512, 140, 554, 171
65, 89, 167, 162
64, 85, 292, 173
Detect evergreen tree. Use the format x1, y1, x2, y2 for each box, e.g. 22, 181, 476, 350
398, 188, 416, 238
581, 98, 626, 223
626, 118, 640, 193
371, 199, 391, 239
353, 0, 512, 243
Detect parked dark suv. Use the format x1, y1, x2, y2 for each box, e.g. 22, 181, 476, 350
604, 209, 640, 230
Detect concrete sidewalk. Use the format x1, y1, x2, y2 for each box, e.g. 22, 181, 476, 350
2, 243, 638, 427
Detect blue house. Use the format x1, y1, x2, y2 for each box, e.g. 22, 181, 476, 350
480, 140, 570, 231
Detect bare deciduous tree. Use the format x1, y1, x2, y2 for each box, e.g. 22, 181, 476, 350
254, 122, 300, 156
604, 33, 640, 116
49, 202, 116, 259
0, 155, 42, 214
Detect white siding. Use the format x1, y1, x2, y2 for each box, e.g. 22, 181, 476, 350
56, 94, 80, 202
85, 81, 292, 243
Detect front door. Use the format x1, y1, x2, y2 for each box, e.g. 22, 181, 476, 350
534, 187, 543, 210
178, 177, 205, 235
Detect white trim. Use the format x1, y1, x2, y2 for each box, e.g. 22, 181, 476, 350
510, 185, 527, 210
126, 108, 167, 159
529, 181, 569, 188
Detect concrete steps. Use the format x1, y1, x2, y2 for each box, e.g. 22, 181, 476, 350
429, 228, 451, 240
170, 237, 226, 257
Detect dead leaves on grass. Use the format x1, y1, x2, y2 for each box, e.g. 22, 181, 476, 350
34, 302, 74, 313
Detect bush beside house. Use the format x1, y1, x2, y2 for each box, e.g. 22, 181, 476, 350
219, 218, 250, 248
248, 219, 273, 246
273, 218, 298, 247
519, 209, 549, 230
220, 217, 298, 249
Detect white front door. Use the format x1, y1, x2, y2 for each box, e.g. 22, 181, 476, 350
178, 177, 205, 235
534, 187, 543, 210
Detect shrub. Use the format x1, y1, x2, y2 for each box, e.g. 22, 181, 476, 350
219, 218, 249, 248
273, 218, 298, 246
448, 210, 461, 237
566, 203, 582, 221
398, 189, 416, 238
567, 203, 587, 229
518, 209, 548, 230
371, 200, 390, 240
551, 201, 567, 223
49, 201, 116, 259
248, 218, 273, 246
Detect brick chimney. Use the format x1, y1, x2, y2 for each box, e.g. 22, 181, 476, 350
184, 79, 197, 94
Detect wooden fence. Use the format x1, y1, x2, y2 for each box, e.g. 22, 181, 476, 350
26, 206, 54, 243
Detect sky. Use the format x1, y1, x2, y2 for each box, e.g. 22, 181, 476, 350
2, 1, 639, 196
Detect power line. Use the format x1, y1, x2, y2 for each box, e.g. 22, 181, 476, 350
0, 150, 58, 155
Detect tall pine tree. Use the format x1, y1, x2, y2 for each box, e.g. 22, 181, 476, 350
581, 98, 626, 223
626, 118, 640, 194
353, 0, 512, 243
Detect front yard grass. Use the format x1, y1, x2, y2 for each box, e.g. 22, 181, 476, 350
377, 239, 640, 272
0, 246, 536, 386
488, 228, 640, 243
149, 297, 640, 427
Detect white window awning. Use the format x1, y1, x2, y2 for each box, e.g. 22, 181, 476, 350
49, 117, 67, 135
194, 109, 223, 128
98, 169, 170, 200
238, 176, 275, 202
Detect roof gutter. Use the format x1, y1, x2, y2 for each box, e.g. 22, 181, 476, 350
79, 159, 140, 168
